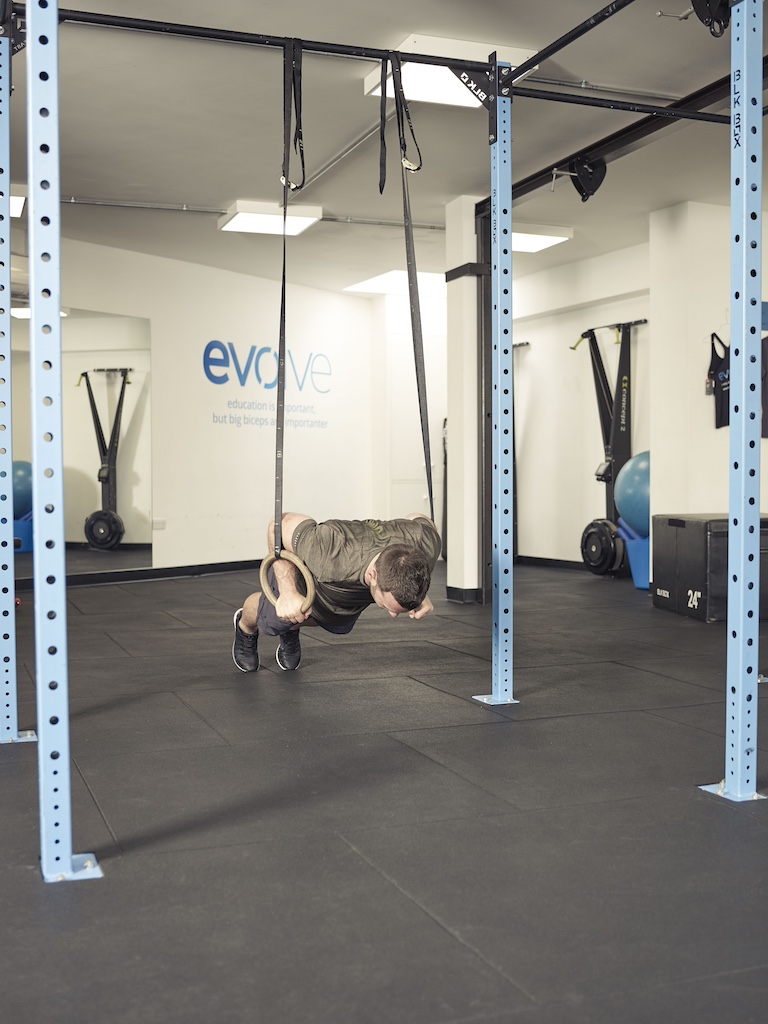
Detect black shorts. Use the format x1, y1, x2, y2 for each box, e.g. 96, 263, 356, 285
256, 566, 363, 636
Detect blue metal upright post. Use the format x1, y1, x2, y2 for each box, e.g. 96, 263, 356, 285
474, 62, 518, 707
701, 0, 765, 803
0, 30, 35, 748
27, 0, 102, 880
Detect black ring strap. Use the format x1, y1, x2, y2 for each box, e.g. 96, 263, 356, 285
384, 53, 434, 522
274, 40, 305, 559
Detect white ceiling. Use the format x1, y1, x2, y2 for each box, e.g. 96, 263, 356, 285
7, 1, 763, 294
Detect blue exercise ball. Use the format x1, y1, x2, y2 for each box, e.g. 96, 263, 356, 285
614, 451, 650, 537
12, 460, 33, 519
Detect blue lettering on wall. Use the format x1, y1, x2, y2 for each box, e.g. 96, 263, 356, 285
255, 346, 277, 389
203, 340, 230, 383
203, 340, 331, 393
230, 344, 256, 386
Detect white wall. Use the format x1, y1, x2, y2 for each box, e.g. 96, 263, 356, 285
508, 201, 768, 566
13, 240, 449, 571
58, 239, 375, 568
647, 201, 768, 520
375, 293, 447, 528
511, 245, 650, 562
445, 195, 484, 592
19, 201, 752, 574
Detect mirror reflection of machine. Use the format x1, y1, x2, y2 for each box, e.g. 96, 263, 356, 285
78, 367, 132, 550
574, 321, 646, 575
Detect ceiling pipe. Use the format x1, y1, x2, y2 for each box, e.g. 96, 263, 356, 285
530, 75, 679, 104
61, 197, 222, 214
56, 196, 444, 231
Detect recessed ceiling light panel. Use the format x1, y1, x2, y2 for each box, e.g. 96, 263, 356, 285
218, 200, 322, 236
345, 271, 447, 296
363, 36, 538, 108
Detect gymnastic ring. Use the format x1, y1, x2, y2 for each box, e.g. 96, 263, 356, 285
259, 550, 316, 614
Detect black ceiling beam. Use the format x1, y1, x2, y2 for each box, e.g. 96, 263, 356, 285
512, 0, 640, 82
511, 57, 766, 202
31, 5, 492, 73
511, 84, 730, 124
49, 0, 642, 78
22, 4, 721, 125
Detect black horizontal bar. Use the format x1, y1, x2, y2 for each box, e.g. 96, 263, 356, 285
586, 319, 648, 332
512, 84, 730, 124
445, 262, 490, 282
512, 0, 639, 82
38, 6, 492, 73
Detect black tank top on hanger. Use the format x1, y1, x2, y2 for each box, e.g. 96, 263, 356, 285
708, 333, 730, 429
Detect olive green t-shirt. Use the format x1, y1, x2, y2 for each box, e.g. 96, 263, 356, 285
292, 517, 441, 626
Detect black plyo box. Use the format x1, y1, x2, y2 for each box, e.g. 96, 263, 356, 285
652, 514, 768, 623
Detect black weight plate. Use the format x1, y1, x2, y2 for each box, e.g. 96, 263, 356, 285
581, 519, 624, 575
84, 509, 125, 550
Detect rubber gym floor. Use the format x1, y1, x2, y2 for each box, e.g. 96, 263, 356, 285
2, 558, 767, 1024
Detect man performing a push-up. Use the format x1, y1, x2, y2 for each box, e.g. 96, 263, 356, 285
232, 512, 441, 672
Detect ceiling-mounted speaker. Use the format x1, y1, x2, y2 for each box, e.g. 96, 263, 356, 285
568, 156, 606, 203
690, 0, 730, 37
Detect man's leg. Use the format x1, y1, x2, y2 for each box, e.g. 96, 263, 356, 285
234, 586, 316, 673
232, 592, 261, 672
239, 592, 262, 633
276, 611, 362, 671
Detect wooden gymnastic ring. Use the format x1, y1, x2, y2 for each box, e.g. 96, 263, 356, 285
259, 551, 316, 614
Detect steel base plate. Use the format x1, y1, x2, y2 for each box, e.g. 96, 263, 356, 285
473, 694, 520, 705
0, 730, 37, 744
699, 782, 767, 803
42, 852, 103, 884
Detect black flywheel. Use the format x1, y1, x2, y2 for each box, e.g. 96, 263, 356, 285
84, 509, 125, 550
580, 519, 625, 575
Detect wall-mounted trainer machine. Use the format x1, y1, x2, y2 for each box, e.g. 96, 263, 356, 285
78, 367, 132, 550
575, 320, 646, 575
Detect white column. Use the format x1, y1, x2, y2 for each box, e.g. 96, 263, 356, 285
649, 201, 733, 520
445, 195, 484, 594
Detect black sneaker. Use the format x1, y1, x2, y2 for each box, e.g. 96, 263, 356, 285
276, 629, 301, 671
232, 609, 259, 672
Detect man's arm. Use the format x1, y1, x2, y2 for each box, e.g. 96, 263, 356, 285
268, 512, 313, 553
404, 514, 439, 620
267, 513, 314, 624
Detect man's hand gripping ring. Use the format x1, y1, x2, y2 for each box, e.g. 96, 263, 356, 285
259, 551, 316, 613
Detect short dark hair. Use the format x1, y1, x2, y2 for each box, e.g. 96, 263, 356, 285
375, 544, 431, 610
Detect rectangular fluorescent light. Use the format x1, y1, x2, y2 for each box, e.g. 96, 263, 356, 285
511, 223, 573, 252
10, 195, 25, 218
366, 62, 485, 108
218, 200, 322, 236
11, 307, 67, 319
512, 232, 570, 253
345, 271, 447, 298
363, 36, 538, 108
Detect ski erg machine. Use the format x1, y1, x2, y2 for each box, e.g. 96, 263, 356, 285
79, 367, 132, 550
575, 321, 646, 575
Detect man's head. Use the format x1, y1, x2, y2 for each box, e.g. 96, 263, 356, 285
372, 544, 431, 612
